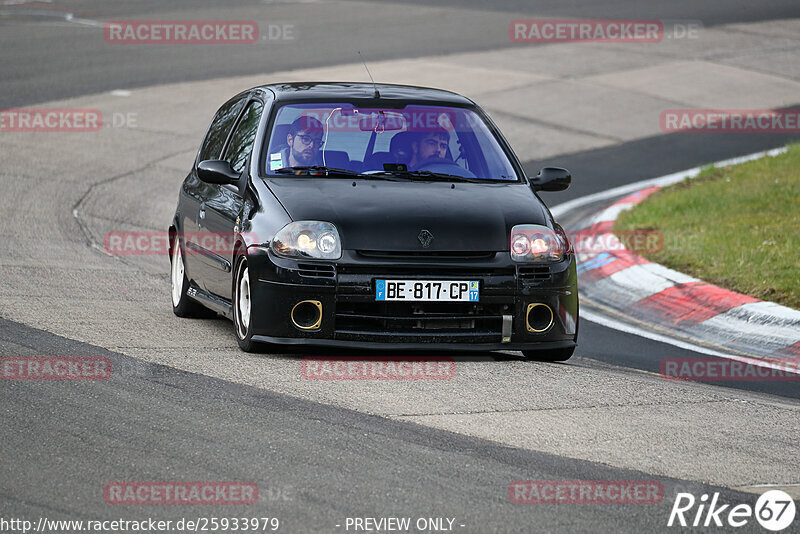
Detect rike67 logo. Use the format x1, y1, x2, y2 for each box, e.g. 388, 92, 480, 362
668, 490, 795, 531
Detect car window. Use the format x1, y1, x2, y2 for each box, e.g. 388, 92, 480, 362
223, 100, 264, 174
198, 96, 247, 162
264, 103, 518, 181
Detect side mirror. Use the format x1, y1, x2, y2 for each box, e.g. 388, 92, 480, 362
197, 160, 240, 185
531, 167, 571, 192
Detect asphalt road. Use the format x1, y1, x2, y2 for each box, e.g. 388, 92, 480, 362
2, 0, 800, 108
1, 318, 764, 533
1, 1, 799, 532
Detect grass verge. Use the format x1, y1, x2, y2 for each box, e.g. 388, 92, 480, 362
615, 144, 800, 309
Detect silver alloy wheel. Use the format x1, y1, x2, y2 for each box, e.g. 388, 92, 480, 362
171, 241, 184, 307
236, 264, 251, 339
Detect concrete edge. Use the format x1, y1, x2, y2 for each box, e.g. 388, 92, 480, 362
554, 147, 800, 368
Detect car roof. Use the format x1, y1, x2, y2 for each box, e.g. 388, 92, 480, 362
250, 82, 475, 106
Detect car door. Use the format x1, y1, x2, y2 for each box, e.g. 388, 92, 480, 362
182, 94, 248, 292
199, 98, 264, 299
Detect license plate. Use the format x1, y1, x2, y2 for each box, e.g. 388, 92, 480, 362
375, 280, 479, 302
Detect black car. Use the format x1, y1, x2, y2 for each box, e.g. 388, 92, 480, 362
169, 82, 578, 360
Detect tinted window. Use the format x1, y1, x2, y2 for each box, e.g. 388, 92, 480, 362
198, 96, 247, 162
264, 103, 518, 181
223, 101, 264, 174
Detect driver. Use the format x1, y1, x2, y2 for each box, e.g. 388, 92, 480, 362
408, 128, 450, 170
285, 116, 324, 167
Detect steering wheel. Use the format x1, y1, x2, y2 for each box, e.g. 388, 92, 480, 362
415, 158, 476, 178
416, 157, 455, 168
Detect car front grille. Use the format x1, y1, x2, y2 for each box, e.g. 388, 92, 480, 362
333, 301, 509, 343
330, 255, 517, 343
337, 264, 514, 277
357, 250, 496, 260
297, 263, 336, 279
517, 265, 551, 280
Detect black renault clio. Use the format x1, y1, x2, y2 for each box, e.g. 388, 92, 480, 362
169, 82, 578, 360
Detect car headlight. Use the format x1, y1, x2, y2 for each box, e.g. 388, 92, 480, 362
510, 224, 568, 262
271, 221, 342, 260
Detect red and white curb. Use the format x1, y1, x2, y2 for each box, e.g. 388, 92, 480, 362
552, 147, 800, 366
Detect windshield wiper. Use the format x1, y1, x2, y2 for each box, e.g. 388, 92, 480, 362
274, 166, 491, 183
370, 169, 487, 183
408, 170, 486, 183
274, 167, 410, 182
273, 166, 361, 177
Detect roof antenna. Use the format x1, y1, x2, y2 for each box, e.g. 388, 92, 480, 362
358, 50, 380, 99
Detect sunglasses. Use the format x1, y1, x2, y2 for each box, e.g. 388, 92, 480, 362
294, 133, 324, 147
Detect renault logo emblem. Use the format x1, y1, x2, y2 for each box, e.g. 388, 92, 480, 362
418, 229, 434, 248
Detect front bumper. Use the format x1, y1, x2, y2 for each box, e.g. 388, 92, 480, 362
245, 247, 578, 351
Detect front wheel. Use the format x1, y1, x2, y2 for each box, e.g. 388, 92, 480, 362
522, 346, 575, 362
171, 238, 212, 317
233, 257, 259, 352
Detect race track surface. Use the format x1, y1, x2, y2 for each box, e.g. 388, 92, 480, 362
1, 1, 799, 532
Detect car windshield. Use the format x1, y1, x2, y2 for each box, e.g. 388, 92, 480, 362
264, 103, 518, 181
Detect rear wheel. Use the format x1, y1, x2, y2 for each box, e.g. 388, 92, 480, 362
170, 238, 211, 317
233, 257, 258, 352
522, 346, 575, 362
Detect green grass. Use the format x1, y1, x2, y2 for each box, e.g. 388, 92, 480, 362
615, 144, 800, 309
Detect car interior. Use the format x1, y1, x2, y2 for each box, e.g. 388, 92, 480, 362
267, 123, 459, 173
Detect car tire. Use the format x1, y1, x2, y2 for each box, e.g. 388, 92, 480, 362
171, 237, 213, 318
522, 346, 575, 362
233, 256, 259, 352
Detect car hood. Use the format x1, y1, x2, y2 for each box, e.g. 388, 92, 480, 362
264, 178, 548, 252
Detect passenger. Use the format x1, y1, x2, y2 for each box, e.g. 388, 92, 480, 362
408, 128, 450, 169
285, 116, 324, 167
